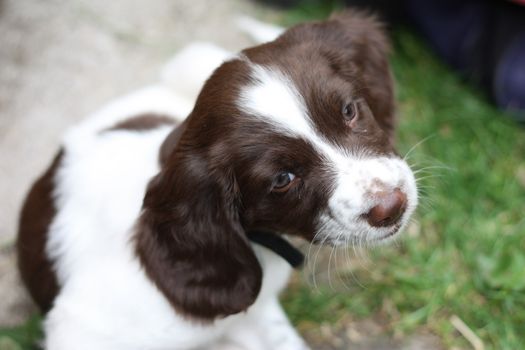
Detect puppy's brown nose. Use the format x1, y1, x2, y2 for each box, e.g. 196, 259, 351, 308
366, 189, 407, 227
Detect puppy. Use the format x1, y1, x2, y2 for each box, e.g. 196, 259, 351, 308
17, 11, 417, 350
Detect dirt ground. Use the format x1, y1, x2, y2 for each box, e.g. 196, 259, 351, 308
0, 0, 444, 348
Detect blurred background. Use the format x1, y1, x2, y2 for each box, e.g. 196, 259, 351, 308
1, 0, 524, 349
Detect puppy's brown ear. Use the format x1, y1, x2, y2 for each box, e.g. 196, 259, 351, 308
135, 153, 262, 321
287, 11, 396, 141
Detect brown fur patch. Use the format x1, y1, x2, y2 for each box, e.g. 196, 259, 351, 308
104, 114, 176, 133
159, 120, 187, 165
17, 150, 63, 312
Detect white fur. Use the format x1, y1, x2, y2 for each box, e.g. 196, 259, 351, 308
44, 44, 308, 350
322, 157, 418, 245
238, 63, 418, 245
236, 16, 285, 44
239, 65, 314, 138
161, 42, 234, 102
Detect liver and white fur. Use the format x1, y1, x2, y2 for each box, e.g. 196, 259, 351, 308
17, 12, 417, 350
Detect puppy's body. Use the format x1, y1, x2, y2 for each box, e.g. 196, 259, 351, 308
18, 12, 417, 350
21, 84, 304, 349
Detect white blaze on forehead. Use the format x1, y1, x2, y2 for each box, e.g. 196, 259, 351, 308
237, 64, 349, 166
238, 65, 314, 138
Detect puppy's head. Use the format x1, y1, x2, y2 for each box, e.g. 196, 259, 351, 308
136, 11, 417, 321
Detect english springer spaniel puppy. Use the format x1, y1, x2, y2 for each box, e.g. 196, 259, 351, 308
17, 11, 417, 350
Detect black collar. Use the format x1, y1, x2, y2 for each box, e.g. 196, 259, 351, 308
247, 230, 304, 268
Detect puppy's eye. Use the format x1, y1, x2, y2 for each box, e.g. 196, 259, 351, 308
272, 172, 296, 193
342, 102, 357, 121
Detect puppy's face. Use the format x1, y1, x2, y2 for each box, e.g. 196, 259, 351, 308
137, 12, 417, 321
180, 15, 417, 245
230, 60, 417, 246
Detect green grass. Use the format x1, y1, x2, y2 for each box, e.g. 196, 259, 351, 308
0, 316, 42, 350
3, 3, 525, 349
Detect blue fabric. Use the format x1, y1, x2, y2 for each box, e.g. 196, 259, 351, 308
494, 33, 525, 121
405, 0, 525, 119
405, 0, 488, 71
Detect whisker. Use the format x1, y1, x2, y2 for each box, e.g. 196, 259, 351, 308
305, 225, 327, 291
412, 165, 454, 173
403, 134, 437, 161
311, 231, 330, 292
334, 233, 352, 291
327, 238, 337, 291
344, 235, 367, 290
